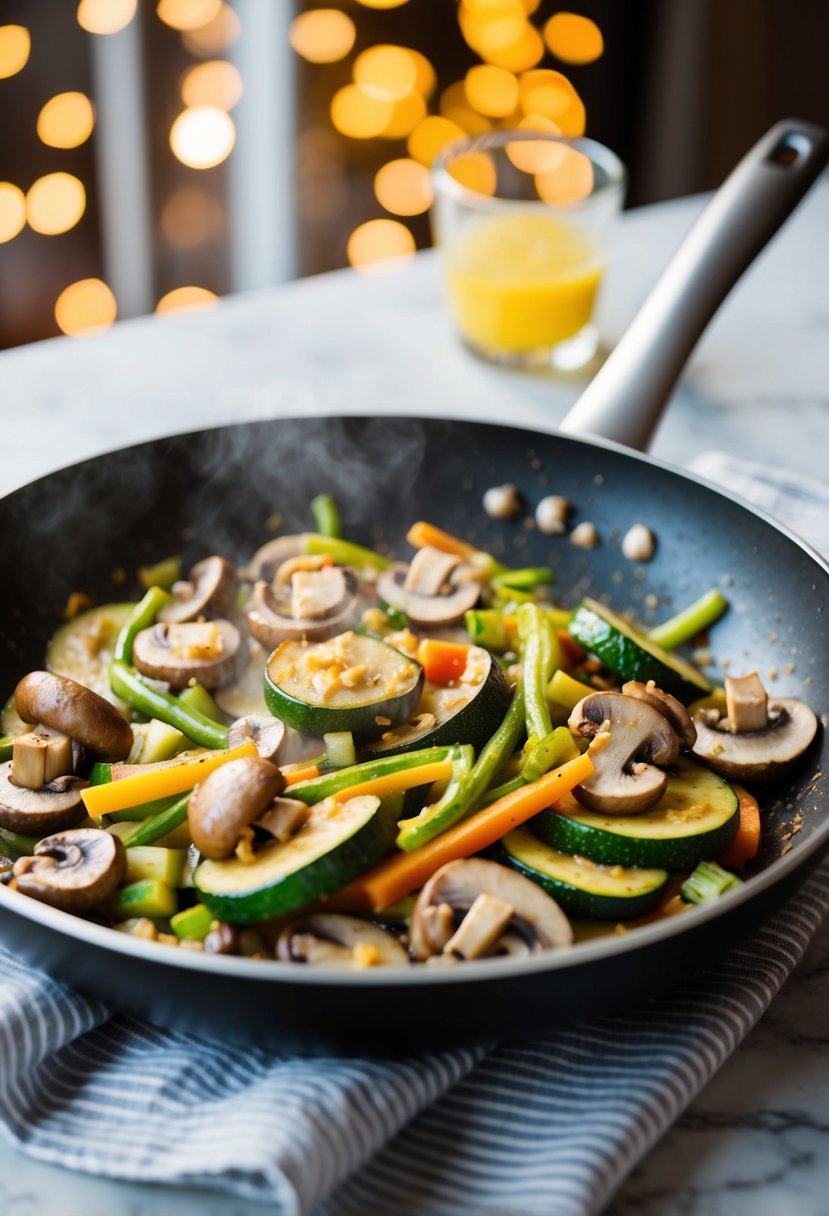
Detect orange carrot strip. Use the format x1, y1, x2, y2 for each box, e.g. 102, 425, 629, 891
332, 760, 453, 804
718, 784, 761, 869
82, 741, 257, 817
283, 763, 320, 787
417, 638, 471, 686
406, 521, 478, 561
350, 751, 594, 911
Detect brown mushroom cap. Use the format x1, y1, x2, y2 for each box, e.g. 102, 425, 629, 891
622, 681, 697, 749
14, 671, 133, 761
12, 828, 126, 913
692, 697, 818, 782
410, 858, 573, 962
188, 756, 286, 860
568, 691, 680, 815
0, 761, 88, 834
160, 556, 239, 625
227, 714, 286, 762
244, 572, 360, 649
132, 619, 245, 690
277, 913, 410, 967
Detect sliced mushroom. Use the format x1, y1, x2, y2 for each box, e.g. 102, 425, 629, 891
0, 762, 88, 834
188, 755, 286, 860
242, 534, 311, 584
159, 556, 239, 624
622, 681, 697, 749
568, 691, 680, 814
227, 714, 286, 762
12, 828, 126, 913
244, 571, 360, 649
410, 858, 573, 962
132, 620, 245, 690
692, 690, 818, 783
277, 913, 410, 967
377, 548, 481, 628
14, 671, 133, 761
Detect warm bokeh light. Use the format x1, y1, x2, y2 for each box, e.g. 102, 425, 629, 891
156, 285, 218, 315
440, 82, 492, 135
55, 279, 117, 337
354, 45, 418, 103
182, 2, 240, 54
408, 49, 437, 100
506, 114, 564, 173
181, 60, 242, 110
0, 24, 30, 78
0, 183, 26, 243
170, 105, 235, 169
544, 12, 604, 65
157, 0, 222, 32
347, 219, 415, 272
374, 158, 433, 216
447, 151, 497, 196
161, 186, 224, 247
407, 116, 464, 167
519, 69, 586, 137
381, 90, 427, 139
77, 0, 137, 35
464, 65, 518, 117
331, 84, 393, 140
26, 173, 86, 236
289, 9, 356, 64
36, 92, 95, 150
484, 22, 544, 71
535, 145, 594, 204
354, 0, 410, 8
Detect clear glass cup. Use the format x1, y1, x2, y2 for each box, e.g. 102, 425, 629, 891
431, 131, 626, 370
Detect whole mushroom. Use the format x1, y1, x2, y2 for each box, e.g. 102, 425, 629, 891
160, 556, 239, 624
188, 755, 286, 860
14, 671, 133, 761
12, 828, 126, 913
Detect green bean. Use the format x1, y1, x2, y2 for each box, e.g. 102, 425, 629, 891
288, 745, 455, 805
310, 493, 342, 539
121, 794, 190, 847
0, 826, 40, 859
178, 683, 225, 724
106, 793, 184, 824
113, 586, 172, 665
110, 661, 228, 751
305, 533, 391, 571
648, 589, 729, 650
517, 603, 561, 741
491, 567, 554, 592
480, 727, 578, 805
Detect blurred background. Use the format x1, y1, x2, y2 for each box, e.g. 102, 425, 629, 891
0, 0, 827, 349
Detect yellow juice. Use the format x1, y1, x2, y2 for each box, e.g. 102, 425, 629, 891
444, 213, 603, 354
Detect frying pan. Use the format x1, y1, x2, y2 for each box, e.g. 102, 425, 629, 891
0, 121, 827, 1054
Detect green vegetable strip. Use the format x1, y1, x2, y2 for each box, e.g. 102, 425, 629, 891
480, 727, 578, 805
305, 533, 391, 571
465, 609, 512, 652
0, 826, 40, 859
395, 684, 526, 852
0, 736, 13, 763
491, 566, 554, 592
310, 493, 342, 539
178, 683, 224, 724
394, 745, 474, 851
517, 603, 560, 741
547, 668, 594, 712
106, 793, 184, 824
113, 587, 172, 664
288, 745, 455, 805
121, 794, 190, 847
680, 860, 743, 904
170, 902, 214, 940
138, 555, 182, 592
110, 661, 228, 751
648, 588, 729, 651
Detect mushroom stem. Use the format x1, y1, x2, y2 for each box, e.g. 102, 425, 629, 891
725, 673, 769, 732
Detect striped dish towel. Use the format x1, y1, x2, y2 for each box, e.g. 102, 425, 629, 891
0, 452, 827, 1216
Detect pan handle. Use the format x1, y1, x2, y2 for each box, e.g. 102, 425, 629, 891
560, 118, 829, 451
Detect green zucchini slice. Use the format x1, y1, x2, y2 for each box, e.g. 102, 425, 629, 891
362, 645, 512, 758
194, 794, 393, 923
567, 598, 711, 704
498, 828, 669, 919
46, 602, 136, 704
264, 633, 423, 741
533, 757, 739, 870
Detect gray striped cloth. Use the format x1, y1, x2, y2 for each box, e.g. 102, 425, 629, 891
1, 452, 827, 1216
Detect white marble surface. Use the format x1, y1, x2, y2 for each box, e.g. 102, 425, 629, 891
0, 183, 828, 1213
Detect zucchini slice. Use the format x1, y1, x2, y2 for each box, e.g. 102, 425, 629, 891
362, 645, 512, 758
498, 828, 669, 919
568, 598, 711, 704
194, 794, 393, 923
46, 602, 136, 705
265, 633, 423, 741
533, 757, 739, 870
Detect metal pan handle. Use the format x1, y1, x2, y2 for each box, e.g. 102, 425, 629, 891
560, 118, 829, 451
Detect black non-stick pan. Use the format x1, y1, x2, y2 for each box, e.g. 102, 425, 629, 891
0, 121, 827, 1054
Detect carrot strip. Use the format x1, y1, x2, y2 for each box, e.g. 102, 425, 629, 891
417, 638, 471, 686
718, 784, 761, 869
283, 763, 320, 786
349, 751, 594, 911
331, 760, 453, 804
406, 521, 478, 561
82, 741, 257, 817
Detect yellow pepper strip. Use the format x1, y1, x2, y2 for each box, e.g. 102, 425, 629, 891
82, 741, 257, 818
548, 669, 595, 713
330, 759, 453, 804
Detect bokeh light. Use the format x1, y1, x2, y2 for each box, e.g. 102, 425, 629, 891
157, 0, 222, 32
55, 279, 117, 337
161, 186, 224, 248
181, 60, 242, 110
156, 286, 218, 314
381, 90, 427, 139
374, 158, 433, 216
544, 12, 604, 65
347, 219, 415, 272
354, 45, 418, 102
0, 183, 26, 243
331, 84, 393, 139
76, 0, 137, 35
354, 0, 411, 8
0, 25, 30, 78
407, 116, 464, 167
182, 2, 240, 54
37, 92, 95, 149
506, 114, 564, 173
170, 105, 236, 168
464, 65, 518, 117
447, 151, 497, 196
26, 173, 86, 236
440, 82, 492, 135
408, 50, 437, 100
535, 145, 594, 203
519, 69, 586, 137
289, 9, 356, 64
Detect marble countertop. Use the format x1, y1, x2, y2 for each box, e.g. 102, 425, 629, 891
0, 183, 828, 1214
